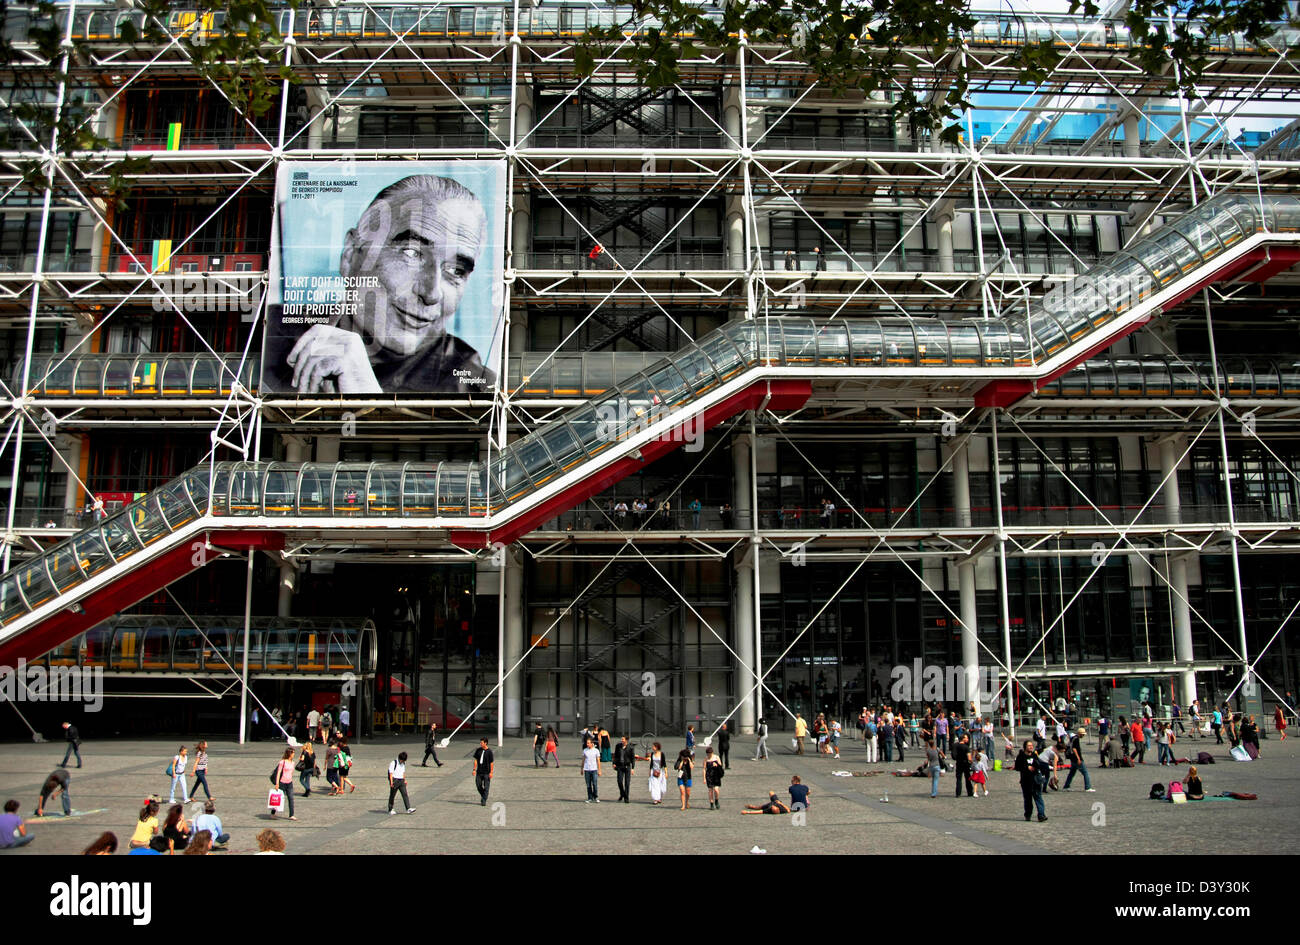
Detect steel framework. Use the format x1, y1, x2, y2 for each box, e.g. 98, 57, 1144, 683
0, 0, 1298, 741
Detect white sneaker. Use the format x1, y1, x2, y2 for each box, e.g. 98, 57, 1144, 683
388, 810, 396, 816
1085, 788, 1096, 792
407, 808, 416, 814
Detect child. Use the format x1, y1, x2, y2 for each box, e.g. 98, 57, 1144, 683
971, 750, 990, 797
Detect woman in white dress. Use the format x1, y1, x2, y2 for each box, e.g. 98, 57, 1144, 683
642, 741, 668, 805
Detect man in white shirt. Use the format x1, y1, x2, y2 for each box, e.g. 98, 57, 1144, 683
339, 706, 351, 736
581, 738, 601, 803
387, 751, 415, 815
307, 707, 321, 741
1035, 714, 1047, 750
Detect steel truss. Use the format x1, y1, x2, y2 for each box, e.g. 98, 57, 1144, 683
0, 0, 1298, 739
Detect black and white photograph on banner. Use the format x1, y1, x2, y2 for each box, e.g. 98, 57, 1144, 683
264, 160, 507, 396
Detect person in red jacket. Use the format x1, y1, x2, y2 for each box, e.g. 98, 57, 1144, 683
1129, 717, 1147, 764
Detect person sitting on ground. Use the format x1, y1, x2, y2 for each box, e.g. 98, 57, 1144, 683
0, 799, 32, 849
183, 830, 213, 855
1184, 765, 1205, 800
128, 800, 159, 850
81, 832, 117, 855
192, 799, 230, 846
741, 791, 791, 814
254, 829, 286, 854
788, 775, 811, 810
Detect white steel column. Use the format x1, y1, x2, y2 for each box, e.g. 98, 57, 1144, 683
502, 546, 524, 734
733, 431, 757, 733
990, 412, 1015, 739
951, 438, 980, 715
1161, 451, 1197, 708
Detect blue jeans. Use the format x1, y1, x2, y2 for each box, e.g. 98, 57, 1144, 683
584, 770, 599, 800
168, 773, 189, 803
929, 764, 941, 796
191, 769, 212, 800
3, 833, 34, 847
61, 743, 82, 767
1158, 743, 1173, 765
299, 768, 313, 793
1063, 759, 1091, 790
1023, 780, 1046, 818
882, 739, 892, 763
40, 788, 70, 816
937, 734, 947, 752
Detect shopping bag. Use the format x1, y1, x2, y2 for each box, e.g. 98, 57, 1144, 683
1229, 745, 1251, 762
267, 788, 285, 811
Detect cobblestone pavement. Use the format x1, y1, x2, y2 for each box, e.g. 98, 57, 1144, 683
1, 733, 1294, 854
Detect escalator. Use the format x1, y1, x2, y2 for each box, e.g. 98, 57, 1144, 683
2, 192, 1299, 664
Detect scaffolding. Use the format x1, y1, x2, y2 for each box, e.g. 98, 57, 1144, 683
0, 1, 1298, 742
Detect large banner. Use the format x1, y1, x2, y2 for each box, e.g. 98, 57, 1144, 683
265, 160, 506, 396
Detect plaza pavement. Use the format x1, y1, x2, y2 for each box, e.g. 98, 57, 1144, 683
0, 731, 1296, 854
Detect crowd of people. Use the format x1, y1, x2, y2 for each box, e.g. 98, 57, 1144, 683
2, 696, 1288, 852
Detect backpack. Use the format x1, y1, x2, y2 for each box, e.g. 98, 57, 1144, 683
1168, 780, 1184, 795
1196, 751, 1215, 765
1149, 782, 1165, 799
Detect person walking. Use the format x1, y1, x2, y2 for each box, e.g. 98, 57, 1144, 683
1211, 706, 1223, 744
167, 745, 190, 804
1015, 740, 1048, 822
323, 738, 341, 795
971, 750, 991, 797
387, 751, 415, 815
685, 724, 696, 756
296, 741, 316, 797
59, 722, 82, 768
338, 706, 350, 737
271, 748, 297, 821
532, 722, 547, 767
307, 706, 320, 742
544, 726, 560, 767
952, 734, 974, 798
473, 738, 494, 806
1062, 727, 1094, 791
1156, 722, 1174, 765
1275, 704, 1288, 741
1129, 716, 1147, 764
864, 712, 878, 762
598, 723, 613, 764
703, 746, 724, 810
337, 739, 356, 794
673, 748, 693, 810
754, 717, 769, 760
880, 716, 893, 763
190, 740, 213, 801
925, 739, 944, 798
613, 735, 636, 803
894, 718, 907, 764
643, 741, 668, 804
793, 714, 807, 754
717, 723, 731, 768
422, 721, 443, 767
581, 738, 601, 803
